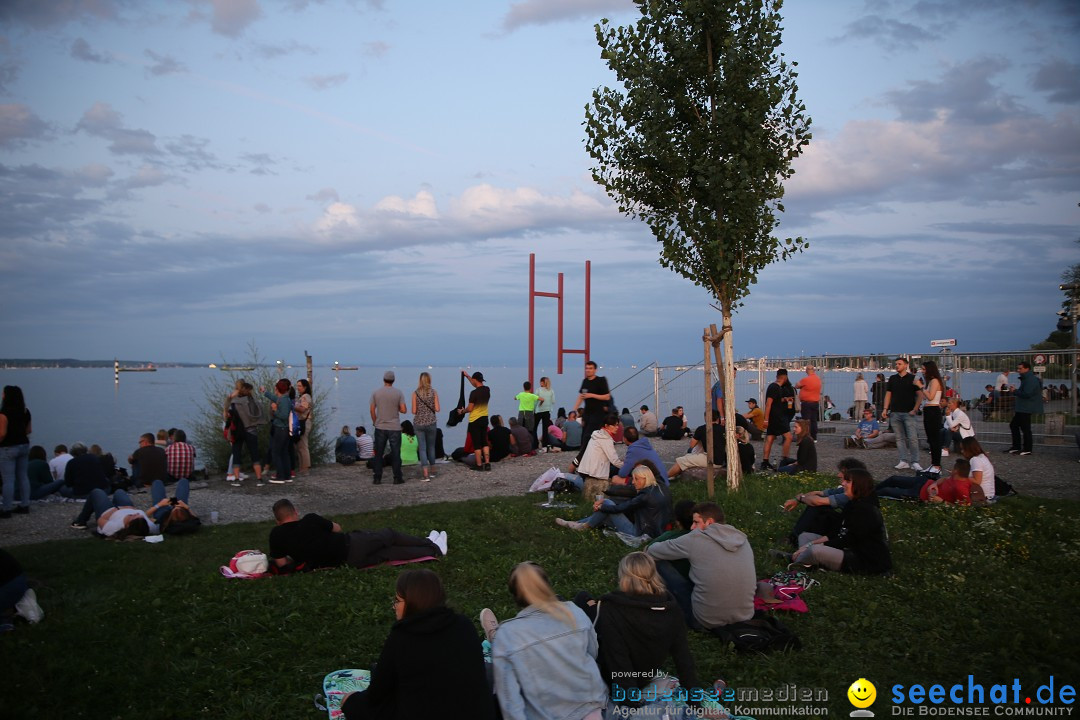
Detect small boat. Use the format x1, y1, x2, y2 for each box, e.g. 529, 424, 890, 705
219, 365, 255, 371
118, 363, 156, 372
332, 366, 359, 371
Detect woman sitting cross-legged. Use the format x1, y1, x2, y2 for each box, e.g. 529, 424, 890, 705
555, 463, 671, 541
789, 467, 892, 575
340, 569, 494, 720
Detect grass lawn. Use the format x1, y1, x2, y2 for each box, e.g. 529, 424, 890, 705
3, 474, 1078, 719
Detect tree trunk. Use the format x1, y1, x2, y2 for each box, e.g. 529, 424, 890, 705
703, 326, 715, 499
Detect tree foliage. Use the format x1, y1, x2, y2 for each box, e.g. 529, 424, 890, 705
584, 0, 811, 310
584, 0, 811, 489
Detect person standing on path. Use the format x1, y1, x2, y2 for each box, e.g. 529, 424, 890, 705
514, 381, 540, 441
761, 369, 795, 471
795, 365, 822, 441
881, 358, 922, 471
458, 371, 491, 471
371, 371, 407, 485
853, 373, 869, 418
411, 372, 440, 481
918, 361, 945, 472
1006, 361, 1043, 456
534, 377, 555, 448
294, 379, 314, 475
571, 360, 611, 471
0, 385, 32, 519
262, 379, 294, 484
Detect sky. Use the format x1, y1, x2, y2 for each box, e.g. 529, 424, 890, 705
1, 0, 1078, 368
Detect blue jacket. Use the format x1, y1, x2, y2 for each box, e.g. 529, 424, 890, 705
492, 602, 607, 720
617, 438, 670, 485
1014, 371, 1044, 414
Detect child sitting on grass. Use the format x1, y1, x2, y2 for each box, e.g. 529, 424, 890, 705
921, 458, 977, 505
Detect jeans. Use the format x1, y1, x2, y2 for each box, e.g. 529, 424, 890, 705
1009, 412, 1033, 452
150, 478, 189, 524
580, 499, 637, 535
269, 425, 292, 480
874, 475, 923, 500
373, 429, 402, 482
535, 411, 552, 447
655, 559, 702, 631
800, 401, 819, 440
0, 573, 28, 612
0, 443, 30, 512
74, 488, 135, 526
891, 412, 920, 464
777, 459, 801, 474
940, 427, 962, 452
414, 424, 437, 468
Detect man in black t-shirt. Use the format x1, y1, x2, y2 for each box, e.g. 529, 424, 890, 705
268, 499, 444, 572
761, 369, 796, 471
571, 360, 611, 468
487, 415, 512, 463
128, 433, 168, 488
660, 407, 691, 440
881, 357, 921, 471
668, 411, 725, 480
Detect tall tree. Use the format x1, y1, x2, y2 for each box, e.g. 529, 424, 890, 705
584, 0, 811, 489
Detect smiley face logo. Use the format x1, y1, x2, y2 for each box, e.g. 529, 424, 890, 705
848, 678, 877, 709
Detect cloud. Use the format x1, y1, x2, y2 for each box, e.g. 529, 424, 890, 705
362, 41, 389, 58
122, 164, 171, 189
304, 73, 348, 90
1033, 58, 1080, 104
502, 0, 633, 32
0, 162, 109, 239
0, 103, 49, 147
165, 134, 224, 171
0, 60, 17, 95
71, 37, 112, 64
837, 14, 939, 52
884, 57, 1021, 124
253, 40, 316, 59
306, 187, 339, 203
75, 101, 160, 155
239, 151, 276, 175
187, 0, 262, 38
0, 0, 125, 28
253, 202, 271, 213
74, 163, 114, 186
144, 49, 186, 76
314, 183, 620, 245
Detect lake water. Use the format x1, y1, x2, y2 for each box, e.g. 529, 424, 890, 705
0, 364, 1003, 470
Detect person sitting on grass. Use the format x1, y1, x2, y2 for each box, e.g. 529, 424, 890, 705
961, 437, 996, 502
777, 419, 817, 474
786, 468, 892, 575
562, 410, 583, 450
70, 486, 158, 539
780, 458, 867, 547
488, 562, 607, 720
339, 569, 495, 720
645, 502, 756, 632
570, 414, 623, 495
847, 409, 881, 448
555, 464, 671, 542
667, 411, 722, 482
380, 421, 419, 469
922, 458, 976, 505
487, 415, 512, 464
574, 552, 704, 715
268, 499, 445, 572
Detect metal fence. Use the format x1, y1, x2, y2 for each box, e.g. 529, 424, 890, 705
615, 350, 1077, 448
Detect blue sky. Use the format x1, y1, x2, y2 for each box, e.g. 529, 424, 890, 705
1, 0, 1077, 367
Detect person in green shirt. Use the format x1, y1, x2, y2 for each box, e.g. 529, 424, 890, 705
398, 421, 420, 467
514, 381, 540, 438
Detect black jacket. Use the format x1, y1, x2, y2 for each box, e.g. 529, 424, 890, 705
603, 484, 671, 537
828, 497, 892, 575
595, 590, 700, 704
343, 606, 494, 720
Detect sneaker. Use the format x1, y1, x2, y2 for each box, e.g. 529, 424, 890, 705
605, 530, 648, 547
1019, 451, 1032, 456
911, 463, 925, 472
421, 476, 431, 482
269, 479, 286, 485
760, 460, 775, 471
285, 476, 294, 483
787, 561, 814, 572
555, 518, 587, 531
230, 480, 242, 487
941, 449, 949, 457
1004, 448, 1020, 454
432, 531, 448, 556
226, 474, 237, 483
483, 462, 491, 471
256, 481, 265, 487
15, 589, 43, 624
70, 520, 87, 529
479, 608, 499, 643
894, 461, 911, 470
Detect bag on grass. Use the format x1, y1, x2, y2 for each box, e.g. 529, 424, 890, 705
227, 550, 269, 576
994, 475, 1018, 497
711, 614, 801, 654
313, 669, 370, 719
528, 467, 562, 493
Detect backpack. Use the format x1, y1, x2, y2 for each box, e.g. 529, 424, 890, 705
994, 475, 1018, 498
288, 410, 304, 440
711, 614, 802, 654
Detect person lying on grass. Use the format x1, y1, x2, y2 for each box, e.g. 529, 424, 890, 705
339, 569, 494, 720
70, 487, 158, 539
268, 499, 445, 573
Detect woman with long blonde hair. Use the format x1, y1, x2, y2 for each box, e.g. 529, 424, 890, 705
489, 562, 606, 720
411, 372, 440, 481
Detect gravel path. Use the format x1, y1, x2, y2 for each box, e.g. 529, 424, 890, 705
3, 432, 1076, 548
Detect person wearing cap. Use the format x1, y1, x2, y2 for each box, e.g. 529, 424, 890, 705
370, 371, 407, 485
458, 371, 491, 471
741, 399, 765, 441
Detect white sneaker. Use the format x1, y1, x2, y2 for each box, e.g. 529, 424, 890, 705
427, 530, 439, 542
894, 461, 911, 470
225, 474, 237, 483
941, 449, 949, 457
911, 463, 925, 472
479, 608, 499, 643
555, 517, 588, 531
432, 531, 448, 556
15, 589, 43, 624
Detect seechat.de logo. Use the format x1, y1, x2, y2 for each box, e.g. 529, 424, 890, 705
849, 678, 878, 717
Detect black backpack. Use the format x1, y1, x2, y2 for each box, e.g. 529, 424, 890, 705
995, 475, 1018, 497
711, 614, 802, 654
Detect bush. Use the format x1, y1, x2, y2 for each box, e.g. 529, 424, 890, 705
191, 344, 333, 473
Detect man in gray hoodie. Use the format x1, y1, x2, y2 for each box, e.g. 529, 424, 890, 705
646, 502, 755, 631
